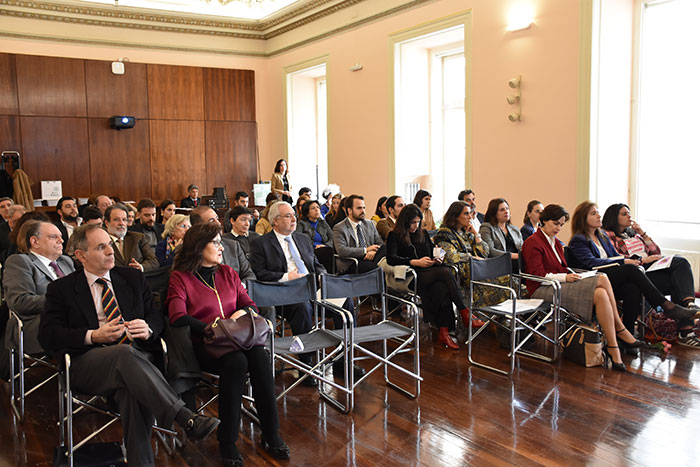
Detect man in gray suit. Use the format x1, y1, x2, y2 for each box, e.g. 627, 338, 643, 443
4, 220, 75, 355
104, 204, 160, 272
332, 194, 385, 274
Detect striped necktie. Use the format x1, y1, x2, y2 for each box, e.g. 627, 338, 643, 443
95, 277, 127, 344
356, 224, 367, 248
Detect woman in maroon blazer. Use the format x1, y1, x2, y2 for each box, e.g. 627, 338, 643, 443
521, 204, 642, 372
167, 222, 289, 466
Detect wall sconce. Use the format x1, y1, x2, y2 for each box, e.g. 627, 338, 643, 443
506, 4, 534, 31
349, 63, 363, 72
507, 75, 522, 123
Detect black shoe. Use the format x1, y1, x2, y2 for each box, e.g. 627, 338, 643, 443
296, 373, 317, 387
261, 436, 290, 459
665, 304, 700, 323
185, 414, 220, 442
220, 443, 243, 467
604, 346, 626, 372
332, 362, 366, 379
616, 329, 645, 350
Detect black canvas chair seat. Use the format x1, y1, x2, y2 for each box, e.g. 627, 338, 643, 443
273, 329, 343, 355
330, 321, 411, 343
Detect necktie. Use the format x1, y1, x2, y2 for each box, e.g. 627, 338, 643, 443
96, 278, 127, 344
115, 238, 124, 256
49, 261, 65, 278
284, 237, 308, 275
356, 224, 367, 248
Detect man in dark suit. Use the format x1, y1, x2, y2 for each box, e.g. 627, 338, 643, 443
129, 198, 164, 250
332, 194, 385, 274
39, 224, 219, 465
224, 206, 259, 260
4, 221, 75, 355
54, 196, 82, 252
459, 189, 485, 226
104, 204, 159, 272
180, 184, 201, 208
0, 196, 12, 224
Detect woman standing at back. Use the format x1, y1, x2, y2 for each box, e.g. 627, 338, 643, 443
270, 159, 293, 204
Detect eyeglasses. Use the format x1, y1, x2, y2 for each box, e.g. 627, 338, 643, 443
276, 214, 295, 220
210, 240, 222, 247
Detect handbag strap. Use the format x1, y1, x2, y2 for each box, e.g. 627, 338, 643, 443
564, 327, 583, 348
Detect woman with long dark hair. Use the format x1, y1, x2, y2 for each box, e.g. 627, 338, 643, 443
167, 223, 289, 466
413, 190, 436, 230
370, 196, 388, 224
520, 199, 543, 241
270, 159, 293, 204
479, 198, 523, 272
386, 204, 470, 350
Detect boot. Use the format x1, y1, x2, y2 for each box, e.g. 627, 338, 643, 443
460, 308, 484, 328
438, 327, 459, 350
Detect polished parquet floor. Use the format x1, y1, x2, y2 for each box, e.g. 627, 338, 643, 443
2, 312, 700, 467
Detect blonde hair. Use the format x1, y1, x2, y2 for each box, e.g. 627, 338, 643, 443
163, 214, 190, 238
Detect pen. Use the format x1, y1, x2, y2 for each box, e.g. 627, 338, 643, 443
567, 267, 575, 274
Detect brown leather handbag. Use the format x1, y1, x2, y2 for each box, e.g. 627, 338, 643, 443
202, 311, 271, 358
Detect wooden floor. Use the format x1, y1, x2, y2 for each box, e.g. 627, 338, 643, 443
3, 313, 700, 467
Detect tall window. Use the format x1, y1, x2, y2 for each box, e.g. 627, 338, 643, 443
635, 0, 700, 240
286, 63, 328, 200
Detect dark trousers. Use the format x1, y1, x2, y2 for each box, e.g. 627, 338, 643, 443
194, 344, 279, 446
606, 264, 666, 333
356, 245, 387, 274
646, 256, 695, 305
70, 345, 185, 467
416, 266, 466, 329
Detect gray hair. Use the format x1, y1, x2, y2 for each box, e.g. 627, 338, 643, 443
0, 197, 12, 204
71, 223, 104, 252
268, 201, 292, 224
104, 203, 129, 222
8, 204, 26, 218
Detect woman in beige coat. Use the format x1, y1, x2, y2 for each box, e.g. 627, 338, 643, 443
270, 159, 293, 204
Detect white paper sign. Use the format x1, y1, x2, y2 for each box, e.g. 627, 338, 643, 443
253, 183, 271, 206
41, 180, 62, 200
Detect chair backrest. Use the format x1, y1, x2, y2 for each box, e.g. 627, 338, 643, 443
319, 268, 384, 300
470, 253, 512, 281
144, 266, 171, 294
246, 274, 317, 308
564, 245, 574, 266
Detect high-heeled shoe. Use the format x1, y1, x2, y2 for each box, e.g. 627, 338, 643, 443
616, 328, 645, 349
459, 308, 484, 328
260, 435, 290, 460
604, 346, 626, 372
438, 327, 459, 350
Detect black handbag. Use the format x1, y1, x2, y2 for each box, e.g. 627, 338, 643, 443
202, 311, 270, 359
562, 324, 604, 367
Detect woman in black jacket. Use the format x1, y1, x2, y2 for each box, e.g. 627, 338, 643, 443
386, 204, 469, 350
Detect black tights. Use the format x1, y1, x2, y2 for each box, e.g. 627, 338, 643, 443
647, 256, 695, 306
606, 264, 667, 333
416, 265, 466, 329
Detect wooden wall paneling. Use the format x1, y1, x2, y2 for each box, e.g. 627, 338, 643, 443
85, 61, 149, 119
205, 121, 257, 195
147, 64, 203, 120
20, 117, 91, 198
88, 118, 151, 202
203, 69, 256, 122
0, 116, 22, 153
0, 54, 19, 115
15, 55, 87, 117
150, 120, 205, 201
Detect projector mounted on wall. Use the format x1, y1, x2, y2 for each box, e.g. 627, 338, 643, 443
109, 116, 136, 130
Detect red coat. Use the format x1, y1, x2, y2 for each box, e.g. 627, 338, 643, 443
521, 229, 568, 296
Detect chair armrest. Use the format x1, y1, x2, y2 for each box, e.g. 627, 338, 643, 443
514, 273, 561, 289
9, 309, 23, 332
315, 299, 354, 332
334, 254, 359, 274
470, 280, 517, 300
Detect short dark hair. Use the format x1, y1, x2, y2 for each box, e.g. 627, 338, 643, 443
173, 222, 222, 273
159, 199, 175, 210
385, 195, 401, 213
394, 204, 424, 246
71, 223, 104, 252
412, 189, 431, 206
266, 192, 280, 204
83, 206, 103, 223
522, 200, 542, 225
104, 203, 128, 222
602, 203, 628, 234
190, 205, 214, 226
344, 194, 364, 216
374, 196, 388, 218
539, 204, 569, 224
229, 206, 251, 222
458, 189, 474, 201
298, 187, 312, 197
234, 191, 249, 201
136, 198, 156, 212
300, 199, 320, 219
484, 198, 510, 226
442, 201, 471, 230
56, 196, 75, 212
187, 184, 199, 192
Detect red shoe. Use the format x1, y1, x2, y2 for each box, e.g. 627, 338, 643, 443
460, 308, 485, 328
438, 327, 459, 350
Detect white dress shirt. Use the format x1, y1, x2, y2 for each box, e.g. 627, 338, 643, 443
543, 233, 567, 282
31, 252, 58, 280
273, 230, 302, 282
347, 218, 367, 254
83, 270, 117, 344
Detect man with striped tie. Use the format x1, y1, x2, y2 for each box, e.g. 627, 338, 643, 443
39, 224, 219, 466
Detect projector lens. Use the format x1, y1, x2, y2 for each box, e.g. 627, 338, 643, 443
122, 117, 129, 124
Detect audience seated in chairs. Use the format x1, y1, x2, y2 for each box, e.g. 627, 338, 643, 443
294, 193, 310, 219
520, 199, 543, 242
155, 214, 190, 268
333, 194, 386, 274
125, 203, 137, 227
296, 199, 333, 249
130, 198, 165, 249
254, 192, 280, 236
522, 204, 645, 371
104, 204, 160, 272
223, 206, 259, 260
6, 211, 51, 260
413, 190, 436, 231
181, 184, 201, 208
320, 184, 340, 219
376, 195, 405, 242
602, 203, 698, 313
432, 201, 488, 326
54, 196, 82, 252
370, 195, 388, 224
95, 194, 114, 214
386, 204, 470, 350
324, 192, 344, 228
568, 201, 700, 346
479, 197, 523, 272
38, 223, 220, 466
158, 199, 176, 225
82, 205, 103, 226
167, 222, 289, 467
458, 189, 485, 228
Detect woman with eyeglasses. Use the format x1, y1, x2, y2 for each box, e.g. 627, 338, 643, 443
386, 204, 471, 350
167, 223, 289, 466
522, 204, 642, 371
155, 214, 190, 267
